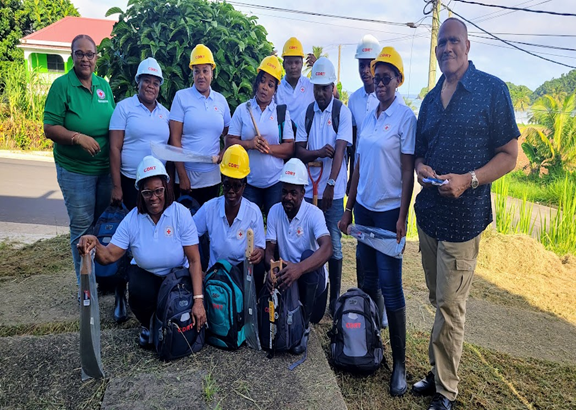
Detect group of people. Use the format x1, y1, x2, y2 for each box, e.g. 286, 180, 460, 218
44, 17, 519, 410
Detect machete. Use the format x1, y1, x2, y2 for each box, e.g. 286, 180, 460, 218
243, 228, 261, 350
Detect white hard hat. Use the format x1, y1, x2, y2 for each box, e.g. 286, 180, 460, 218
279, 158, 309, 186
135, 155, 169, 189
310, 57, 337, 85
355, 34, 380, 59
135, 57, 164, 85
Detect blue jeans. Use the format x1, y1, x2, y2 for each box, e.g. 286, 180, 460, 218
305, 197, 343, 260
243, 182, 282, 218
56, 164, 112, 284
354, 203, 405, 311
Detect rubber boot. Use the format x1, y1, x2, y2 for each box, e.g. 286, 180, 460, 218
291, 280, 319, 355
113, 280, 128, 323
328, 258, 342, 317
387, 307, 407, 396
377, 291, 388, 329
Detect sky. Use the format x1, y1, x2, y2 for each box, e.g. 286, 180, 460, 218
74, 0, 576, 97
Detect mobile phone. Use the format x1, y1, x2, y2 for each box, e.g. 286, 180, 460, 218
423, 177, 448, 186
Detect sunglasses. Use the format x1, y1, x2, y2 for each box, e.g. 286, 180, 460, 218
222, 181, 244, 193
141, 187, 165, 199
74, 51, 97, 60
374, 75, 396, 86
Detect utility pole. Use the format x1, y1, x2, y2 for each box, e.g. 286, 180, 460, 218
337, 44, 342, 83
427, 0, 441, 91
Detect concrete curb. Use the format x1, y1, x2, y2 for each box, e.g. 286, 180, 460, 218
0, 150, 54, 163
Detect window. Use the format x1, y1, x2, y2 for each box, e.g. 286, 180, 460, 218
47, 55, 65, 72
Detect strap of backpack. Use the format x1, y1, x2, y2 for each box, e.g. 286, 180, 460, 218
331, 98, 342, 134
276, 104, 287, 143
304, 102, 315, 140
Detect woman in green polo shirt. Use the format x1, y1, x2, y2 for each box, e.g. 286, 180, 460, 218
43, 34, 116, 296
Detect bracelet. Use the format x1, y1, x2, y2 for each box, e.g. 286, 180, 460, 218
345, 207, 353, 213
193, 295, 204, 300
71, 132, 80, 145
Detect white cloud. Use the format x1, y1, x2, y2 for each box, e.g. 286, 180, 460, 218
74, 0, 576, 95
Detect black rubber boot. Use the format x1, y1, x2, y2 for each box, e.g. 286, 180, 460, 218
113, 280, 128, 323
388, 307, 407, 397
292, 279, 319, 355
328, 258, 342, 317
376, 290, 388, 329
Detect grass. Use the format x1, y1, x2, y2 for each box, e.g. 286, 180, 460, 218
495, 170, 576, 207
0, 234, 71, 278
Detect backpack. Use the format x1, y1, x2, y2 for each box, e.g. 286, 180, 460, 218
152, 267, 205, 361
204, 260, 245, 349
328, 288, 384, 373
92, 204, 129, 278
258, 283, 305, 353
304, 98, 343, 137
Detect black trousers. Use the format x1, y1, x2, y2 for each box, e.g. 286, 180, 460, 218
120, 174, 139, 211
128, 265, 165, 328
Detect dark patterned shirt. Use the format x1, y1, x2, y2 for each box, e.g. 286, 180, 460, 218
415, 62, 519, 242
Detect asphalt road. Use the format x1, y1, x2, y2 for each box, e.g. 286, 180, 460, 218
0, 158, 68, 227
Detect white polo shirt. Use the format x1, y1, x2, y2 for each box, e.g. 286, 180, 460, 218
349, 88, 406, 131
109, 95, 170, 179
357, 96, 416, 212
266, 201, 330, 287
228, 98, 294, 188
169, 85, 231, 176
193, 196, 265, 268
110, 202, 199, 276
295, 97, 353, 200
276, 75, 315, 126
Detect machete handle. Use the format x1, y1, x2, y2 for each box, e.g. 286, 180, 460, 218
80, 253, 92, 276
308, 161, 322, 167
269, 259, 284, 287
245, 228, 254, 259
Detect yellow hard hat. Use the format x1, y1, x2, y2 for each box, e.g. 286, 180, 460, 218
189, 44, 216, 70
220, 144, 250, 179
370, 46, 404, 86
282, 37, 305, 58
257, 56, 282, 82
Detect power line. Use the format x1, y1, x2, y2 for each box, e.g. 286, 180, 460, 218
453, 0, 576, 17
469, 34, 576, 52
443, 5, 576, 69
471, 0, 551, 23
473, 39, 576, 60
471, 32, 576, 38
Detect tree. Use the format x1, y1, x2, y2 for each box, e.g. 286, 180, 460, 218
506, 82, 532, 112
0, 0, 79, 62
98, 0, 273, 112
418, 86, 429, 100
304, 45, 328, 78
532, 69, 576, 102
522, 93, 576, 175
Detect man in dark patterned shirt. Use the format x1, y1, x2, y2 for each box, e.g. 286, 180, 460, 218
412, 18, 519, 410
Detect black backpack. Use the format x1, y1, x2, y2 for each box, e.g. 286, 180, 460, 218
328, 288, 384, 373
92, 204, 129, 279
152, 267, 205, 361
304, 98, 343, 137
258, 283, 305, 353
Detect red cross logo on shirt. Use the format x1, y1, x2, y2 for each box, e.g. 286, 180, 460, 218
270, 115, 274, 120
296, 226, 304, 236
214, 106, 218, 111
165, 227, 173, 237
384, 124, 391, 131
300, 87, 305, 93
237, 230, 244, 240
96, 89, 105, 99
327, 119, 332, 126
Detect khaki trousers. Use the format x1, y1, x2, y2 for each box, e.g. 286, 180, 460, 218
417, 225, 481, 401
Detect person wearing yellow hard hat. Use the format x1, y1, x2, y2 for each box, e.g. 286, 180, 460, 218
193, 145, 266, 288
226, 55, 295, 217
339, 46, 415, 397
276, 37, 317, 130
169, 44, 231, 206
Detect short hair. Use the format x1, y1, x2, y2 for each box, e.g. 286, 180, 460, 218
442, 18, 468, 36
71, 34, 97, 52
252, 70, 279, 97
136, 176, 174, 215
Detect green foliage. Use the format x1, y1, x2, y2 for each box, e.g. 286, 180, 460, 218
417, 86, 429, 100
304, 45, 327, 78
522, 93, 576, 175
97, 0, 273, 112
506, 82, 532, 112
336, 81, 349, 104
0, 0, 78, 63
539, 175, 576, 256
0, 61, 51, 150
532, 69, 576, 101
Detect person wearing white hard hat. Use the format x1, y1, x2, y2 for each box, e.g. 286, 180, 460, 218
265, 158, 332, 354
294, 57, 352, 318
339, 46, 416, 397
226, 56, 295, 217
78, 156, 206, 350
109, 57, 170, 210
169, 44, 231, 206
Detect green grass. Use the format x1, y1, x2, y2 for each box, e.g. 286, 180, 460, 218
495, 170, 576, 207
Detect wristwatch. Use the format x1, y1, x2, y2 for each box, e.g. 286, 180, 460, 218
327, 178, 336, 187
469, 170, 479, 189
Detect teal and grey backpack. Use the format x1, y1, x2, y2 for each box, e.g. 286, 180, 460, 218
204, 260, 245, 349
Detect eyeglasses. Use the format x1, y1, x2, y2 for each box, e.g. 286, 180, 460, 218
374, 75, 396, 86
141, 187, 165, 199
74, 51, 97, 60
222, 181, 244, 193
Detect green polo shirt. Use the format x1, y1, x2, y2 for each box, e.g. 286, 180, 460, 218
44, 69, 115, 175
